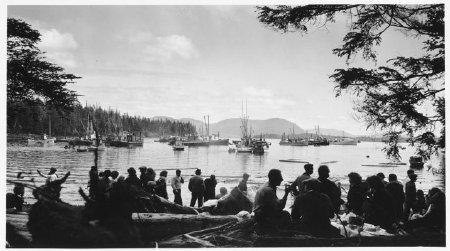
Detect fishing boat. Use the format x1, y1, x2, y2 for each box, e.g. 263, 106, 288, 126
27, 134, 55, 146
279, 127, 308, 146
309, 125, 329, 146
108, 131, 143, 147
209, 131, 229, 145
329, 137, 358, 145
409, 156, 424, 169
329, 131, 358, 145
172, 139, 185, 151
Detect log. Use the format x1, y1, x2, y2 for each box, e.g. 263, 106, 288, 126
134, 213, 239, 241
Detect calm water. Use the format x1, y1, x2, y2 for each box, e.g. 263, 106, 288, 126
7, 138, 445, 209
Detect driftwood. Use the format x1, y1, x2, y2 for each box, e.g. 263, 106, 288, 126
253, 233, 446, 247
134, 213, 239, 241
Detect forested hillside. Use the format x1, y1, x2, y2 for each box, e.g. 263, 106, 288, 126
7, 100, 196, 138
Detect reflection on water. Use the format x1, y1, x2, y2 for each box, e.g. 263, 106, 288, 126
7, 139, 445, 208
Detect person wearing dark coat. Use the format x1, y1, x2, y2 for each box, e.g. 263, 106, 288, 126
403, 173, 417, 222
406, 187, 445, 231
346, 172, 365, 216
188, 169, 205, 207
139, 166, 149, 188
318, 165, 344, 213
363, 175, 396, 230
125, 167, 141, 188
386, 174, 405, 222
291, 179, 340, 237
155, 171, 169, 199
204, 175, 217, 202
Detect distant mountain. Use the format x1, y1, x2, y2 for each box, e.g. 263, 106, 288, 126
209, 118, 304, 138
151, 116, 356, 138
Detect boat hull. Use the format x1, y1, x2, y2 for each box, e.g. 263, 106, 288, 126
27, 138, 55, 146
209, 139, 230, 145
279, 141, 308, 146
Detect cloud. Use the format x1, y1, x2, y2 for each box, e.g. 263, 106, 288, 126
129, 32, 198, 61
242, 87, 296, 108
38, 28, 78, 68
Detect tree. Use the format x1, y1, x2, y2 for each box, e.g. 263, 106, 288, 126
256, 5, 444, 159
7, 18, 80, 130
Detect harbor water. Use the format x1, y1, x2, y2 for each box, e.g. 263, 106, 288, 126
7, 139, 445, 209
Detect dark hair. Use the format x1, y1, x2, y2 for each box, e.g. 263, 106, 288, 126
304, 178, 321, 191
268, 169, 281, 181
195, 169, 201, 175
103, 170, 111, 177
407, 169, 415, 175
160, 170, 168, 177
318, 165, 329, 178
388, 174, 397, 182
210, 174, 216, 179
48, 167, 57, 175
348, 172, 362, 185
366, 175, 384, 191
139, 166, 147, 172
176, 169, 181, 174
243, 173, 250, 178
111, 171, 119, 179
304, 163, 313, 173
376, 172, 385, 179
127, 167, 136, 175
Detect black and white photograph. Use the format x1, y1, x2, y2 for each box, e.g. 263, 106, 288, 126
5, 3, 446, 248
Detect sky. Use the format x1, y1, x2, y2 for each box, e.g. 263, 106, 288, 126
7, 5, 427, 135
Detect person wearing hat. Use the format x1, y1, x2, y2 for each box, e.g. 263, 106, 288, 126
188, 169, 205, 207
403, 173, 418, 222
238, 173, 250, 194
37, 167, 58, 185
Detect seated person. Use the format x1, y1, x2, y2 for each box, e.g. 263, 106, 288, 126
406, 187, 445, 232
216, 187, 228, 199
346, 172, 365, 216
253, 169, 291, 234
363, 176, 396, 231
7, 184, 25, 212
291, 179, 340, 237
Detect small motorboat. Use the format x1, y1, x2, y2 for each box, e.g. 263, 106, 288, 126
409, 156, 424, 169
172, 140, 185, 151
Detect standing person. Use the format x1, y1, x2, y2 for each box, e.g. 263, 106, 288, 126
238, 173, 250, 193
155, 171, 169, 199
171, 169, 184, 205
291, 163, 314, 196
37, 167, 58, 185
403, 173, 417, 222
253, 169, 291, 233
188, 169, 205, 207
386, 174, 405, 222
139, 166, 148, 188
346, 172, 365, 216
204, 175, 217, 202
317, 165, 344, 212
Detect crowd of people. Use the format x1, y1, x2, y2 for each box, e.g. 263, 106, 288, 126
253, 164, 446, 236
7, 163, 445, 238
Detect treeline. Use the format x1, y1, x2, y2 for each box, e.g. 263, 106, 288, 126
7, 100, 197, 138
